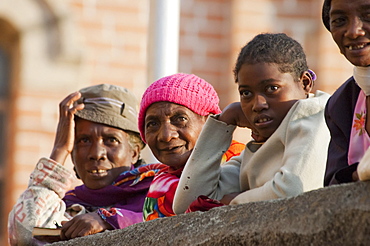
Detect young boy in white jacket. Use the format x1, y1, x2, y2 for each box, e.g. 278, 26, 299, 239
173, 33, 330, 213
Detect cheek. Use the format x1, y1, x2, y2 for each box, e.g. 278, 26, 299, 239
276, 102, 295, 119
186, 126, 204, 147
110, 151, 132, 168
331, 32, 344, 51
145, 135, 156, 151
145, 130, 156, 145
240, 102, 252, 118
70, 149, 79, 165
188, 135, 199, 148
113, 145, 130, 158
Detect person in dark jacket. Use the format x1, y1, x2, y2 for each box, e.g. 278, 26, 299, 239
322, 0, 370, 185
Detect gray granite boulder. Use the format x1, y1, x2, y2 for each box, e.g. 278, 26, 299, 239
50, 181, 370, 246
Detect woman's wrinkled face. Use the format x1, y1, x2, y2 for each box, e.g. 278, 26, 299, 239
237, 63, 311, 140
71, 118, 138, 189
329, 0, 370, 66
144, 102, 207, 170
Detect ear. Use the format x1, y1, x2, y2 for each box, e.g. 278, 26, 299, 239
300, 71, 313, 96
131, 144, 140, 165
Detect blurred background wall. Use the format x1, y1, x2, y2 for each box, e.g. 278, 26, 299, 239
0, 0, 352, 244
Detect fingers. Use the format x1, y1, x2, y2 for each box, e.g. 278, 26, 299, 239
59, 91, 84, 116
60, 213, 106, 239
50, 91, 84, 164
61, 219, 90, 239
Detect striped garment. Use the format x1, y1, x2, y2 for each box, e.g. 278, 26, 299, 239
143, 141, 245, 221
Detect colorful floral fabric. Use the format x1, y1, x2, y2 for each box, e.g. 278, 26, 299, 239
348, 90, 370, 165
221, 140, 246, 164
143, 141, 245, 221
63, 163, 167, 229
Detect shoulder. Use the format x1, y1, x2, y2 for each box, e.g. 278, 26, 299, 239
326, 77, 360, 122
307, 90, 331, 106
333, 77, 358, 95
328, 77, 360, 108
289, 90, 330, 121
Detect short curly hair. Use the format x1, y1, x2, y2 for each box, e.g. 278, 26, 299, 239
322, 0, 331, 31
233, 33, 308, 83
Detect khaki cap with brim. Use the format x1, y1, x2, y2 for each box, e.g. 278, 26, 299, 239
75, 84, 140, 136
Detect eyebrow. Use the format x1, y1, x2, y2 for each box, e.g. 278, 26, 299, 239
358, 4, 370, 10
144, 115, 158, 122
239, 78, 279, 88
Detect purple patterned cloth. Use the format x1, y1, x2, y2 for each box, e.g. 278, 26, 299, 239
63, 163, 166, 229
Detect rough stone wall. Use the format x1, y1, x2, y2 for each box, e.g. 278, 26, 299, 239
50, 181, 370, 246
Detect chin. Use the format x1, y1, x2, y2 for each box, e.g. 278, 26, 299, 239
160, 154, 189, 168
166, 161, 186, 170
346, 57, 370, 67
85, 181, 108, 190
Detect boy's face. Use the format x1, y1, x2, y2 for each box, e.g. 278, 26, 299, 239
237, 63, 310, 140
329, 0, 370, 66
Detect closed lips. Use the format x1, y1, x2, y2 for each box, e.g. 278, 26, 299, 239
161, 145, 182, 151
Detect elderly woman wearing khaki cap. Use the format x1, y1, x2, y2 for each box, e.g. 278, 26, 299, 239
8, 84, 165, 245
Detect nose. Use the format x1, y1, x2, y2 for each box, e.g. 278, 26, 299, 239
345, 17, 366, 39
252, 94, 268, 112
157, 122, 179, 142
88, 141, 107, 161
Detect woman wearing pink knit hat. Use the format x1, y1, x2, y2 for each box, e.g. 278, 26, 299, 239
139, 73, 245, 220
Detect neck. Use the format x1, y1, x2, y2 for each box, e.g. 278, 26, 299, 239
354, 66, 370, 95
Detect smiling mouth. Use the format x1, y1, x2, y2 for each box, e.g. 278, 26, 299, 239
348, 43, 369, 51
161, 145, 183, 152
88, 169, 108, 174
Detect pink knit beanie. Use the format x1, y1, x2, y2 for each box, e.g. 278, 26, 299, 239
138, 73, 221, 143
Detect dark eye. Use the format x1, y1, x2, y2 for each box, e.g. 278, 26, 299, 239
266, 85, 279, 93
330, 16, 346, 27
76, 137, 89, 144
362, 13, 370, 22
145, 121, 158, 128
172, 115, 188, 127
177, 116, 187, 122
239, 90, 252, 99
107, 137, 119, 143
